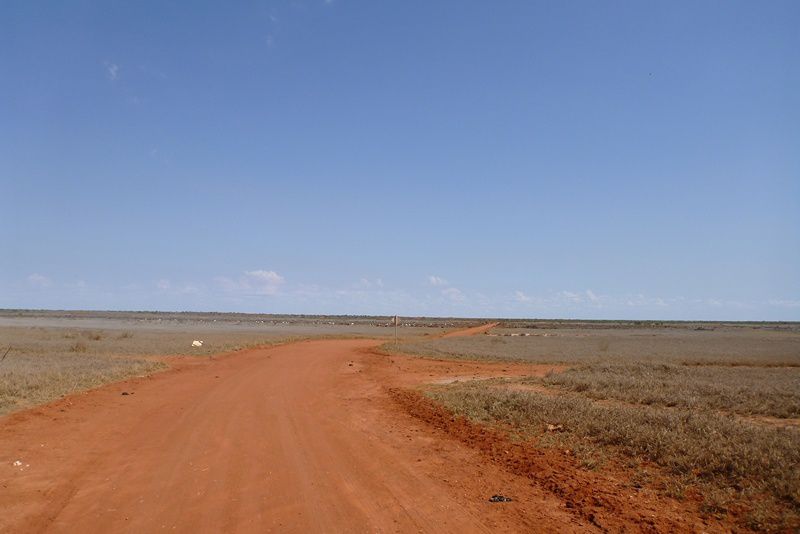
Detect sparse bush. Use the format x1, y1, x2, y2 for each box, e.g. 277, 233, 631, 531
70, 341, 87, 353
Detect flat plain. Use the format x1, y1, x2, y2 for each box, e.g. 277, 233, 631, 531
390, 321, 800, 531
0, 310, 462, 415
1, 312, 798, 532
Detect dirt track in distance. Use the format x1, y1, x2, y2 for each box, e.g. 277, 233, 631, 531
0, 326, 729, 533
440, 322, 499, 338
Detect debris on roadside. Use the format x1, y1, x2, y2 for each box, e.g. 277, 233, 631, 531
546, 423, 564, 432
192, 340, 204, 347
12, 460, 29, 471
489, 494, 513, 503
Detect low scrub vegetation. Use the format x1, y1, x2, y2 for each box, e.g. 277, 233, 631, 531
394, 325, 800, 366
0, 325, 303, 415
427, 382, 800, 531
536, 363, 800, 418
391, 323, 800, 530
1, 351, 162, 414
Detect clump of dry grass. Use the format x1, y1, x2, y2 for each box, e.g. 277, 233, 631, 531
535, 363, 800, 418
83, 331, 103, 341
69, 341, 88, 353
427, 382, 800, 530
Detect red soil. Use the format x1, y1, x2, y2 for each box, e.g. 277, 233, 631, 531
0, 328, 732, 533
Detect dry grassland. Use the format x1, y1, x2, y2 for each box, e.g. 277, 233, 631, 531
0, 326, 301, 414
0, 311, 473, 416
391, 322, 800, 531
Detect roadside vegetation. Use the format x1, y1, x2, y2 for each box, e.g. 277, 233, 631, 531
395, 325, 800, 366
0, 325, 302, 415
0, 311, 474, 416
427, 382, 799, 530
389, 322, 800, 531
536, 363, 800, 418
0, 350, 162, 415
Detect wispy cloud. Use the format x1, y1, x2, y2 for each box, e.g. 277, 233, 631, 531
27, 273, 52, 288
179, 284, 201, 295
215, 269, 285, 296
441, 287, 465, 302
10, 267, 797, 320
558, 290, 583, 303
768, 299, 800, 308
357, 277, 384, 289
514, 290, 532, 303
104, 61, 119, 81
511, 289, 669, 309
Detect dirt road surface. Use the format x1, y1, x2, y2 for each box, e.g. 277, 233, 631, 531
1, 328, 724, 533
440, 322, 499, 338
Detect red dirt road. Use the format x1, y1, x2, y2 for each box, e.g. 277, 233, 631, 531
1, 333, 726, 533
441, 322, 499, 338
1, 337, 581, 533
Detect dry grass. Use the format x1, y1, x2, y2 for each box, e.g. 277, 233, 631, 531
390, 322, 800, 530
394, 325, 800, 366
0, 312, 466, 416
427, 382, 800, 531
535, 363, 800, 418
0, 325, 304, 415
0, 351, 162, 414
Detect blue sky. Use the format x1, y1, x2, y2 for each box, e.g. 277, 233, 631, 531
1, 1, 798, 320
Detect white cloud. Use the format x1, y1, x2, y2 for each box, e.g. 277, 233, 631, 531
180, 284, 200, 295
216, 270, 285, 296
428, 275, 448, 286
558, 290, 583, 303
244, 270, 285, 295
441, 287, 465, 302
586, 289, 599, 303
104, 62, 119, 81
514, 290, 532, 303
358, 277, 384, 289
27, 273, 52, 288
156, 279, 171, 291
768, 299, 800, 308
245, 269, 284, 285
